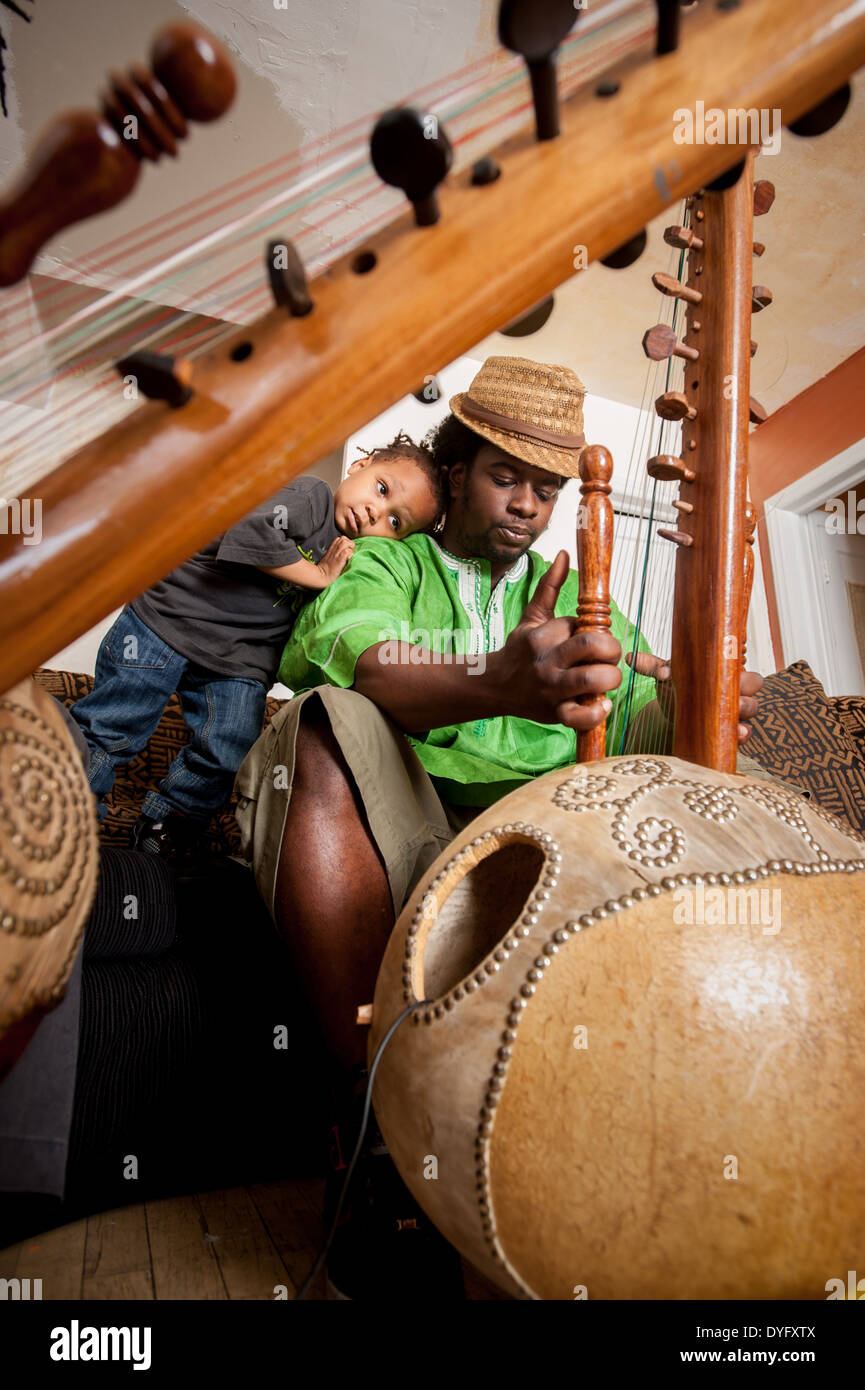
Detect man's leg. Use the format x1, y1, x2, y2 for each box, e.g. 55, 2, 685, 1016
272, 696, 393, 1070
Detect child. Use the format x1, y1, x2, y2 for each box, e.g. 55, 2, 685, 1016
71, 433, 445, 864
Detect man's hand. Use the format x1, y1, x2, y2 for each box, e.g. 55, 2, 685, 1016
498, 549, 623, 731
317, 536, 355, 584
624, 650, 764, 744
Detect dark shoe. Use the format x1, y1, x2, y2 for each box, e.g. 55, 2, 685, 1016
324, 1071, 464, 1301
131, 811, 205, 868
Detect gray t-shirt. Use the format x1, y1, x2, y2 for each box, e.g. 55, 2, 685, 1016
132, 477, 339, 685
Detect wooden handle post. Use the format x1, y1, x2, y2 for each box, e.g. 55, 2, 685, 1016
575, 445, 614, 763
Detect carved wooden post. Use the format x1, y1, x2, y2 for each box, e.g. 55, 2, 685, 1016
575, 444, 614, 763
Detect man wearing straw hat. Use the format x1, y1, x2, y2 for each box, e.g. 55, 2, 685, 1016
234, 355, 762, 1296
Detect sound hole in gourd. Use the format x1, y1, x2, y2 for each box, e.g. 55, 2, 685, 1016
419, 840, 546, 999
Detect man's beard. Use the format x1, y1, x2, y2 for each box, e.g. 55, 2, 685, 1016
447, 517, 536, 564
481, 522, 536, 563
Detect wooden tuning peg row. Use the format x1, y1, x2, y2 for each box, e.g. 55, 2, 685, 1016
754, 180, 775, 216
0, 23, 236, 287
647, 454, 696, 484
658, 528, 693, 547
370, 107, 453, 226
115, 350, 194, 408
652, 271, 702, 305
663, 225, 703, 252
655, 390, 696, 422
749, 397, 768, 425
642, 323, 699, 363
752, 285, 773, 312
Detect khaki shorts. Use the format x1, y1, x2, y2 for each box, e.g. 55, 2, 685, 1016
234, 685, 481, 921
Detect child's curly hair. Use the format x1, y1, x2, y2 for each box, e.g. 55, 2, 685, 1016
352, 429, 448, 533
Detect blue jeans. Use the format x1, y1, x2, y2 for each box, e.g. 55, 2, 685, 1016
71, 607, 268, 823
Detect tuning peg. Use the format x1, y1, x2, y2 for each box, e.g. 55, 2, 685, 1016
663, 225, 703, 252
658, 528, 693, 547
750, 340, 758, 358
655, 391, 696, 422
788, 83, 851, 137
673, 499, 694, 515
0, 23, 236, 287
752, 285, 773, 312
654, 0, 682, 55
266, 239, 312, 316
753, 180, 775, 216
600, 230, 648, 269
370, 108, 453, 226
749, 397, 768, 425
753, 241, 765, 257
652, 271, 702, 305
498, 0, 579, 141
115, 350, 193, 408
642, 324, 699, 363
647, 454, 696, 483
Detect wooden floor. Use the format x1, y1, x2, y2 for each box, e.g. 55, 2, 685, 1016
0, 1177, 506, 1300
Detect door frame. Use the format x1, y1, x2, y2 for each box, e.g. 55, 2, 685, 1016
762, 439, 865, 693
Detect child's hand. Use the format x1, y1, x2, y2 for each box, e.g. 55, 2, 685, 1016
317, 536, 355, 583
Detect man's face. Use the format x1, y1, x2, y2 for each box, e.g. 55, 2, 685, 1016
445, 443, 564, 564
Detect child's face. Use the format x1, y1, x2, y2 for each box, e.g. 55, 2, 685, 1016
334, 455, 439, 539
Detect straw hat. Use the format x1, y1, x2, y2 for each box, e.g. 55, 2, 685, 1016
449, 355, 587, 479
0, 678, 98, 1078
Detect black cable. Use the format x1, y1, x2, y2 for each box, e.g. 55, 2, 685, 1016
294, 998, 432, 1300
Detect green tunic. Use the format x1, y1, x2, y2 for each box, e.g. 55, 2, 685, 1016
279, 534, 657, 806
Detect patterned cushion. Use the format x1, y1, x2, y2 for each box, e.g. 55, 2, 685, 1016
832, 694, 865, 761
33, 668, 286, 861
745, 661, 865, 836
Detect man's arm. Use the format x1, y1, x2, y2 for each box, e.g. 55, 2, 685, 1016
353, 551, 622, 735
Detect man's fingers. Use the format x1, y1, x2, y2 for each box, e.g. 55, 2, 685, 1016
556, 696, 613, 731
554, 628, 623, 670
737, 723, 751, 744
738, 695, 760, 722
740, 669, 763, 696
624, 650, 672, 682
520, 550, 570, 625
553, 662, 623, 704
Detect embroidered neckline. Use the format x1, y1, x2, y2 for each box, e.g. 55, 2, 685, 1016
432, 536, 529, 585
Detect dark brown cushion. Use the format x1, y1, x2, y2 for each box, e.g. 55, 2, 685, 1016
746, 660, 865, 837
33, 668, 285, 861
